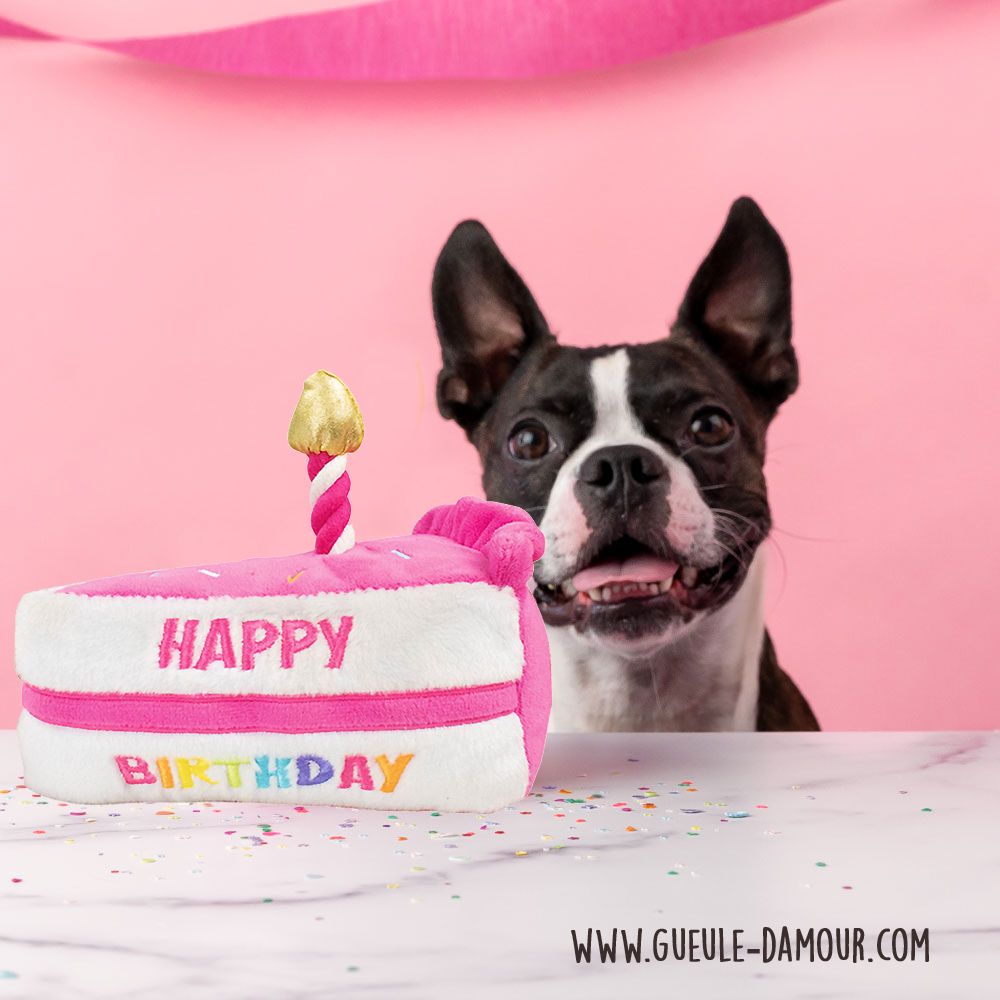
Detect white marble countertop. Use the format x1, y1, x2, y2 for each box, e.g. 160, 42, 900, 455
0, 729, 997, 999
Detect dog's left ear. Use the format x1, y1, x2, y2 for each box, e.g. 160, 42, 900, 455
674, 197, 797, 412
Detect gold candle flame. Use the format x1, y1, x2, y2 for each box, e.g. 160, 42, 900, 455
288, 371, 364, 456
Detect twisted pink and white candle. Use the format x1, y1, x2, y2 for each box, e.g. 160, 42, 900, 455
288, 370, 365, 557
307, 453, 354, 555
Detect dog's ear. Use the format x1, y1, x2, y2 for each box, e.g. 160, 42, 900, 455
432, 220, 553, 434
674, 197, 797, 412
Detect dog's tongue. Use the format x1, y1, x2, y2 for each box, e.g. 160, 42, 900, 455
572, 554, 679, 592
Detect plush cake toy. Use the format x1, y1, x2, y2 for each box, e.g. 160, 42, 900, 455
15, 372, 550, 812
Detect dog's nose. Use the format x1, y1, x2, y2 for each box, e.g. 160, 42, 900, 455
578, 445, 665, 496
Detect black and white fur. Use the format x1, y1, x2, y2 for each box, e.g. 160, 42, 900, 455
431, 197, 818, 732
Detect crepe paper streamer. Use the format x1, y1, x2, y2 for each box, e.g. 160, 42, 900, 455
0, 0, 835, 81
288, 371, 364, 555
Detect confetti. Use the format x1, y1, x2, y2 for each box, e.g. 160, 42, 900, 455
0, 751, 803, 915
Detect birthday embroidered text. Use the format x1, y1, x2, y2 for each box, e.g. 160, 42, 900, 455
114, 752, 414, 792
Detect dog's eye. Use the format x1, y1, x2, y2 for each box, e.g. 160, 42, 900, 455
508, 421, 553, 461
689, 407, 735, 448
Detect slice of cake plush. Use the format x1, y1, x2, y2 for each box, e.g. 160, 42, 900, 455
15, 372, 550, 812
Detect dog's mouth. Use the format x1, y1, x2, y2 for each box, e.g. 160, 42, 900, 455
534, 535, 745, 636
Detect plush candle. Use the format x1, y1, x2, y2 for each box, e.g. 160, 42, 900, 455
288, 370, 365, 555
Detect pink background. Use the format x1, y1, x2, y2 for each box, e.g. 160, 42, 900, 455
2, 0, 998, 730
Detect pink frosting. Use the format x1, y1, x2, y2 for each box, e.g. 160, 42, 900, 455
62, 535, 483, 599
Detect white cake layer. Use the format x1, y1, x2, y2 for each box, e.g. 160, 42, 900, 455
16, 582, 524, 696
18, 711, 529, 813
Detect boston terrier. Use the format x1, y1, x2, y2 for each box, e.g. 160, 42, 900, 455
431, 197, 819, 732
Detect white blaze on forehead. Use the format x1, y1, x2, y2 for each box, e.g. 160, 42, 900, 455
537, 348, 719, 582
590, 348, 643, 442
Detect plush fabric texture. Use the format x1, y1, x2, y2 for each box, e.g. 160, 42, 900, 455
16, 498, 550, 812
17, 583, 523, 695
21, 681, 520, 734
18, 712, 529, 811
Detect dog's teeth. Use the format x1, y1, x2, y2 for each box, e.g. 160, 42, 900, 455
582, 581, 668, 603
681, 567, 699, 588
562, 581, 577, 597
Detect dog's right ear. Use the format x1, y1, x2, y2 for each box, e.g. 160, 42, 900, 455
432, 220, 553, 435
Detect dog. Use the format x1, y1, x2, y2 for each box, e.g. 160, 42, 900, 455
431, 197, 819, 732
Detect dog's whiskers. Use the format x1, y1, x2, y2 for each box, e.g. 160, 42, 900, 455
709, 506, 758, 530
764, 534, 790, 606
710, 532, 751, 573
712, 501, 841, 544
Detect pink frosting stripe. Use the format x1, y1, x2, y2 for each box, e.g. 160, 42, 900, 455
22, 681, 518, 735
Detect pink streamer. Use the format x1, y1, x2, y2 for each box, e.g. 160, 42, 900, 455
0, 0, 833, 81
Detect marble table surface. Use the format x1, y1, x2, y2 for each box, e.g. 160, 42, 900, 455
0, 729, 997, 999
